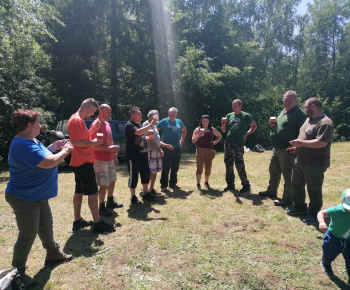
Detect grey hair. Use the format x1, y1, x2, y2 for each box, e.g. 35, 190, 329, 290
168, 107, 178, 114
147, 110, 158, 118
284, 90, 297, 99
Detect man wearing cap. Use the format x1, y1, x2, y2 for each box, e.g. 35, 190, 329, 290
259, 90, 306, 206
287, 97, 334, 223
317, 189, 350, 282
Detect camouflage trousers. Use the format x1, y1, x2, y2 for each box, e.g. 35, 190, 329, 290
224, 143, 250, 187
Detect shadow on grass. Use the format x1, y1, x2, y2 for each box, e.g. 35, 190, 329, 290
127, 195, 168, 221
231, 190, 264, 206
200, 188, 223, 198
164, 188, 193, 199
30, 229, 105, 289
330, 275, 350, 289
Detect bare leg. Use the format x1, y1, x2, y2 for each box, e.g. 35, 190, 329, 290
98, 186, 108, 203
196, 174, 201, 184
73, 193, 83, 221
142, 183, 149, 192
87, 194, 100, 223
107, 181, 116, 197
149, 173, 157, 190
130, 188, 136, 196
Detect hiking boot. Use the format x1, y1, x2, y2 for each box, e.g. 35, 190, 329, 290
45, 243, 73, 265
240, 185, 251, 193
320, 261, 334, 276
259, 191, 277, 198
99, 202, 113, 217
131, 195, 142, 205
91, 219, 115, 234
204, 182, 211, 189
140, 191, 156, 202
224, 186, 235, 192
72, 218, 93, 231
287, 209, 307, 216
16, 268, 38, 287
106, 196, 124, 208
197, 183, 201, 190
303, 216, 318, 224
273, 199, 292, 206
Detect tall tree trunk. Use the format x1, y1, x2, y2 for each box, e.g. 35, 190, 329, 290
111, 0, 118, 114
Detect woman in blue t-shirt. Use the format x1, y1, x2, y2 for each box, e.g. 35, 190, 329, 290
5, 109, 73, 287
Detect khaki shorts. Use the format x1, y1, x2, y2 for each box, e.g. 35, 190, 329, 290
93, 159, 117, 186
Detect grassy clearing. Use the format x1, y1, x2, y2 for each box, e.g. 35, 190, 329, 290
1, 142, 350, 289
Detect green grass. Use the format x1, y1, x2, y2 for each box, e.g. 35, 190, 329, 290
1, 142, 350, 289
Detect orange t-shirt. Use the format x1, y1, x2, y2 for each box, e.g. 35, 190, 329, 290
68, 114, 95, 166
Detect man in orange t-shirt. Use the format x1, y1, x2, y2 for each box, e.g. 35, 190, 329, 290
68, 98, 115, 234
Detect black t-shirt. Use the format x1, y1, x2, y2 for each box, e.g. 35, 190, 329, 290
125, 120, 147, 160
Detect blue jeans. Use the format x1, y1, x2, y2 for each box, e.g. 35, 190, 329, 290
322, 230, 350, 276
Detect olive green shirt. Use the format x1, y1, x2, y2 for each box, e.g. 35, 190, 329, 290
270, 106, 306, 149
225, 111, 254, 146
295, 114, 333, 168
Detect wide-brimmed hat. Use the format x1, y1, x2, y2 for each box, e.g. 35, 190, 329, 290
341, 189, 350, 210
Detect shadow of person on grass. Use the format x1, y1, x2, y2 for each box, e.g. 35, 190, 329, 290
127, 195, 168, 221
330, 275, 350, 289
164, 188, 193, 199
199, 188, 223, 199
231, 190, 264, 206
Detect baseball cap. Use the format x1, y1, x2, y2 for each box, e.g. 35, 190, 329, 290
341, 189, 350, 210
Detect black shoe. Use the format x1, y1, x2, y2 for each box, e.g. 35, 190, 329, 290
106, 197, 124, 208
273, 199, 292, 206
204, 182, 211, 189
170, 185, 181, 190
72, 218, 93, 231
197, 184, 201, 190
224, 186, 235, 192
259, 191, 277, 198
240, 185, 251, 193
287, 209, 307, 216
320, 261, 334, 276
99, 202, 113, 216
161, 187, 168, 193
149, 189, 161, 196
91, 219, 115, 233
141, 191, 156, 202
15, 271, 38, 288
131, 195, 142, 205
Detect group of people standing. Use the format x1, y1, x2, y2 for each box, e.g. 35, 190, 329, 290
5, 90, 343, 287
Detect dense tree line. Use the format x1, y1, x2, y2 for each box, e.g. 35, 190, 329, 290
1, 0, 350, 167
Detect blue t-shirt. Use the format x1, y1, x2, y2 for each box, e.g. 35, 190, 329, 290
5, 137, 58, 201
156, 118, 184, 148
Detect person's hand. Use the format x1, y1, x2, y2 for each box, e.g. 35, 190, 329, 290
166, 144, 174, 151
290, 139, 302, 147
180, 140, 184, 147
243, 133, 248, 141
62, 141, 74, 154
160, 149, 164, 157
319, 222, 328, 233
92, 138, 103, 146
109, 145, 120, 153
48, 139, 67, 152
114, 155, 119, 165
268, 120, 275, 128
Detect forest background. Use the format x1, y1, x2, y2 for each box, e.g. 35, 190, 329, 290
1, 0, 350, 168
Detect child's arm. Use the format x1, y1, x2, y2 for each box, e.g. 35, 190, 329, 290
317, 210, 329, 232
